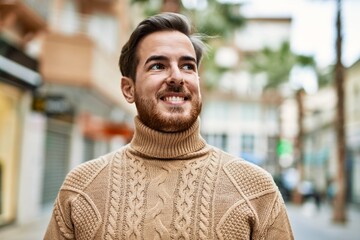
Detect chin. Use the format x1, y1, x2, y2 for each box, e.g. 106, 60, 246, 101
143, 112, 197, 133
159, 114, 195, 132
136, 98, 201, 132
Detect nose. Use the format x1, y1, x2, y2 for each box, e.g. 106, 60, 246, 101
166, 65, 184, 85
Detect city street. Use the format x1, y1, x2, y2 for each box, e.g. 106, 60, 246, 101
1, 0, 360, 238
0, 201, 359, 239
287, 201, 360, 240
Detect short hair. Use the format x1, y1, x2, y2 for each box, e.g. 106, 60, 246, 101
119, 12, 206, 81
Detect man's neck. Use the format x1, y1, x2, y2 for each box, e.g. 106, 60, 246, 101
129, 116, 207, 159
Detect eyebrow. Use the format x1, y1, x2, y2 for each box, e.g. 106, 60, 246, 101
181, 55, 197, 64
145, 55, 168, 65
144, 55, 197, 65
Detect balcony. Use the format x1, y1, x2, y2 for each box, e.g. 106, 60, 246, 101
0, 0, 47, 43
40, 33, 135, 114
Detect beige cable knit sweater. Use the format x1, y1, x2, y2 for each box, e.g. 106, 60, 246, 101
44, 117, 294, 240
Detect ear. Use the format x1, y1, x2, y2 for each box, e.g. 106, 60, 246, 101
121, 77, 135, 103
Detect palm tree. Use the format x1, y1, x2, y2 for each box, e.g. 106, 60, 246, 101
246, 41, 317, 203
131, 0, 244, 35
332, 0, 347, 223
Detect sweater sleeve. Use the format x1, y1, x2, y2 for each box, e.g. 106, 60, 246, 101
43, 156, 108, 240
258, 192, 294, 240
221, 157, 294, 240
44, 193, 76, 240
44, 189, 103, 240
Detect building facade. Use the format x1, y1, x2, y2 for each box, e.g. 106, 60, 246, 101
302, 87, 337, 199
201, 15, 292, 177
346, 58, 360, 206
0, 0, 136, 226
0, 0, 46, 225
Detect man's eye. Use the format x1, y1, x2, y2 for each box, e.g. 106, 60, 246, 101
182, 64, 196, 71
150, 63, 164, 70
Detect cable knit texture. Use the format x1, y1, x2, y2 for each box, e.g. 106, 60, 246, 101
44, 117, 294, 240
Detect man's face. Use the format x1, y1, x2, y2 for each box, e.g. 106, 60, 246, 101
132, 30, 202, 132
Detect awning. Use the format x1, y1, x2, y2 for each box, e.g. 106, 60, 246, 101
0, 38, 42, 89
79, 113, 134, 141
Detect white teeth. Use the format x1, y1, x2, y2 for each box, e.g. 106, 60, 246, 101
165, 96, 184, 102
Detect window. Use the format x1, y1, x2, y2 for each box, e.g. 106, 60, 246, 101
204, 133, 228, 151
265, 106, 278, 122
354, 84, 360, 117
87, 14, 119, 54
240, 103, 260, 122
83, 137, 95, 162
241, 134, 255, 154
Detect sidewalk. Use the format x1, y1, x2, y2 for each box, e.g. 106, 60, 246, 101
0, 211, 51, 240
287, 201, 360, 240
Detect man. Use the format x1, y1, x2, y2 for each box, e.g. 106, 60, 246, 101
45, 12, 294, 239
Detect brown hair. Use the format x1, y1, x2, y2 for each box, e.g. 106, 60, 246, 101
119, 12, 206, 81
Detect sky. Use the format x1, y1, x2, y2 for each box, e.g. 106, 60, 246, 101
238, 0, 360, 68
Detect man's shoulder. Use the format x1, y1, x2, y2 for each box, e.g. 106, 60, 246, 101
220, 152, 276, 197
61, 150, 120, 192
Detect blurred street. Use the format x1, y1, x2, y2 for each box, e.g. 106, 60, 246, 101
1, 0, 360, 238
0, 201, 359, 240
287, 201, 360, 240
0, 210, 51, 240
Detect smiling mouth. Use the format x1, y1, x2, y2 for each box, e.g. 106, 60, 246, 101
162, 96, 188, 102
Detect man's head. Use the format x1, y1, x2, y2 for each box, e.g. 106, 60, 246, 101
119, 12, 205, 81
120, 13, 206, 133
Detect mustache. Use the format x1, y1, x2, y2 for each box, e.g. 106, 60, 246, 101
165, 85, 185, 93
157, 85, 191, 98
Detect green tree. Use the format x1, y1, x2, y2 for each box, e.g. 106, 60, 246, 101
302, 0, 346, 223
247, 41, 315, 88
131, 0, 244, 36
246, 41, 320, 203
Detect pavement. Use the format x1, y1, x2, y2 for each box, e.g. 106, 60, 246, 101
0, 201, 359, 240
0, 211, 51, 240
287, 201, 360, 240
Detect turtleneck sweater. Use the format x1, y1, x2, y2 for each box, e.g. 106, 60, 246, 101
45, 117, 293, 240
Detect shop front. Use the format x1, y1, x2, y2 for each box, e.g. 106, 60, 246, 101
0, 38, 42, 226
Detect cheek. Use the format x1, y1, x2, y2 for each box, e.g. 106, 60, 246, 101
186, 78, 201, 92
135, 79, 158, 96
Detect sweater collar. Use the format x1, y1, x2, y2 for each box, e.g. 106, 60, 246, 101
129, 116, 207, 159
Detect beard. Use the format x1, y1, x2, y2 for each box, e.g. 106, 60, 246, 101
134, 89, 202, 133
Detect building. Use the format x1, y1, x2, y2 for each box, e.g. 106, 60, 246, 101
0, 0, 136, 226
201, 14, 292, 176
300, 58, 360, 205
302, 87, 337, 198
346, 58, 360, 206
0, 0, 46, 226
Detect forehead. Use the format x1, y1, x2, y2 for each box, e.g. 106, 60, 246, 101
137, 31, 196, 62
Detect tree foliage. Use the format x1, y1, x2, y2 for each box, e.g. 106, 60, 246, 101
190, 2, 244, 37
131, 0, 245, 37
246, 41, 316, 90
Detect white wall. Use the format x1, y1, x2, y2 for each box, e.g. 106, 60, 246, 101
69, 122, 84, 170
17, 94, 47, 224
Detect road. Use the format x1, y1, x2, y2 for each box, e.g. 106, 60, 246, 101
287, 201, 360, 240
